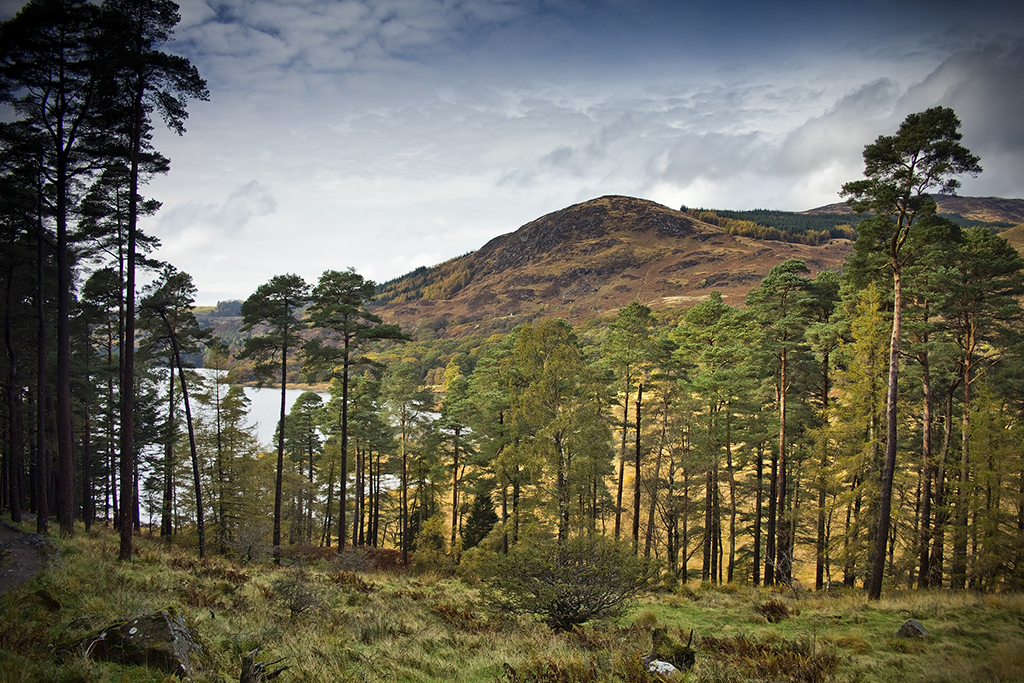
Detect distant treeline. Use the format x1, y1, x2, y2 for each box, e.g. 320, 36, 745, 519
685, 208, 859, 245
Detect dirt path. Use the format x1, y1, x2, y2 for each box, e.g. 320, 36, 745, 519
0, 520, 52, 595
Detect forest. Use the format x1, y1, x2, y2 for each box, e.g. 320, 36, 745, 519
3, 0, 1024, 620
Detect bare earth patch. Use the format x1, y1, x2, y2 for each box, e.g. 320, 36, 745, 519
0, 520, 51, 594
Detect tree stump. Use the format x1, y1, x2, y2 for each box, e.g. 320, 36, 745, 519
240, 648, 288, 683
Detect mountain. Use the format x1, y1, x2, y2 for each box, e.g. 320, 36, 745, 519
372, 196, 854, 338
806, 195, 1024, 225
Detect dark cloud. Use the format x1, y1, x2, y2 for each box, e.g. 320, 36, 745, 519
898, 42, 1024, 196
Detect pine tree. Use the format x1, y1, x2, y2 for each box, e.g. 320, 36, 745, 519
842, 107, 981, 599
239, 274, 309, 564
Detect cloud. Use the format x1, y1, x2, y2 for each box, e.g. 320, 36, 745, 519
777, 79, 901, 176
157, 180, 277, 240
128, 1, 1024, 304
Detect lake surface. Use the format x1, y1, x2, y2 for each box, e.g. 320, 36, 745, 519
194, 369, 329, 449
244, 384, 329, 448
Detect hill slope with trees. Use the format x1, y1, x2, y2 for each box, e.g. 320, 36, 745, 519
371, 195, 855, 338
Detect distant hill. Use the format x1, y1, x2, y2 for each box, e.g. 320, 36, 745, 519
372, 196, 854, 338
807, 195, 1024, 226
196, 194, 1022, 347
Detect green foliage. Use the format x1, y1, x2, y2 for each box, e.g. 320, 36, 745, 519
238, 274, 310, 386
485, 535, 654, 631
411, 514, 458, 575
462, 492, 499, 550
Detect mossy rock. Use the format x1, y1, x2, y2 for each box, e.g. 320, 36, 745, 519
85, 608, 199, 676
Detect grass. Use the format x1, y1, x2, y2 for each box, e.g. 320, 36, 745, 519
2, 523, 1024, 682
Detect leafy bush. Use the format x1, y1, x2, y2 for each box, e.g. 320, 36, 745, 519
411, 514, 458, 576
484, 535, 653, 631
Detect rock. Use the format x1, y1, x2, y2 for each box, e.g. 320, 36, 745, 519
647, 659, 678, 675
895, 618, 929, 638
86, 608, 199, 676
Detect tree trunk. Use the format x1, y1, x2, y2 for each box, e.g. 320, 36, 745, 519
928, 385, 956, 587
644, 392, 669, 558
337, 347, 350, 551
614, 385, 630, 540
5, 267, 23, 522
400, 413, 409, 566
171, 337, 204, 558
36, 225, 49, 535
917, 352, 934, 588
725, 408, 737, 584
632, 384, 643, 550
273, 335, 287, 565
868, 264, 902, 600
161, 369, 174, 538
776, 347, 790, 585
816, 350, 830, 590
952, 360, 974, 589
753, 443, 763, 586
55, 145, 74, 538
451, 427, 460, 549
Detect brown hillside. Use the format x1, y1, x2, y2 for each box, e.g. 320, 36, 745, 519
806, 195, 1024, 224
373, 196, 852, 337
1000, 223, 1024, 255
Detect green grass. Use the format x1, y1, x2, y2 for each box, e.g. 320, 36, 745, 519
2, 524, 1023, 682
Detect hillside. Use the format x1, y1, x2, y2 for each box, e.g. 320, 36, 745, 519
372, 196, 854, 337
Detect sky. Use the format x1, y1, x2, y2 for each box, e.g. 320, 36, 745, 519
6, 0, 1024, 305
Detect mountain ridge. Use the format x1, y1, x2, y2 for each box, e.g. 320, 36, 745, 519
806, 195, 1024, 224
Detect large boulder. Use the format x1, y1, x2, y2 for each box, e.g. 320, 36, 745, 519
895, 618, 930, 638
86, 608, 199, 676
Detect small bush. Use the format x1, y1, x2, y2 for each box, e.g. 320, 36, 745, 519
270, 572, 323, 617
333, 546, 372, 572
411, 514, 458, 576
432, 601, 492, 632
484, 535, 654, 631
364, 547, 405, 572
757, 598, 792, 623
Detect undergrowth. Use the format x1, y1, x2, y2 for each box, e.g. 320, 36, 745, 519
1, 523, 1024, 682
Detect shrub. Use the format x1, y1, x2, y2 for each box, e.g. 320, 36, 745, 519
484, 535, 654, 631
411, 514, 458, 576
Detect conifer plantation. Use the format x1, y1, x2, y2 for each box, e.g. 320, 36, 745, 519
2, 1, 1024, 677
